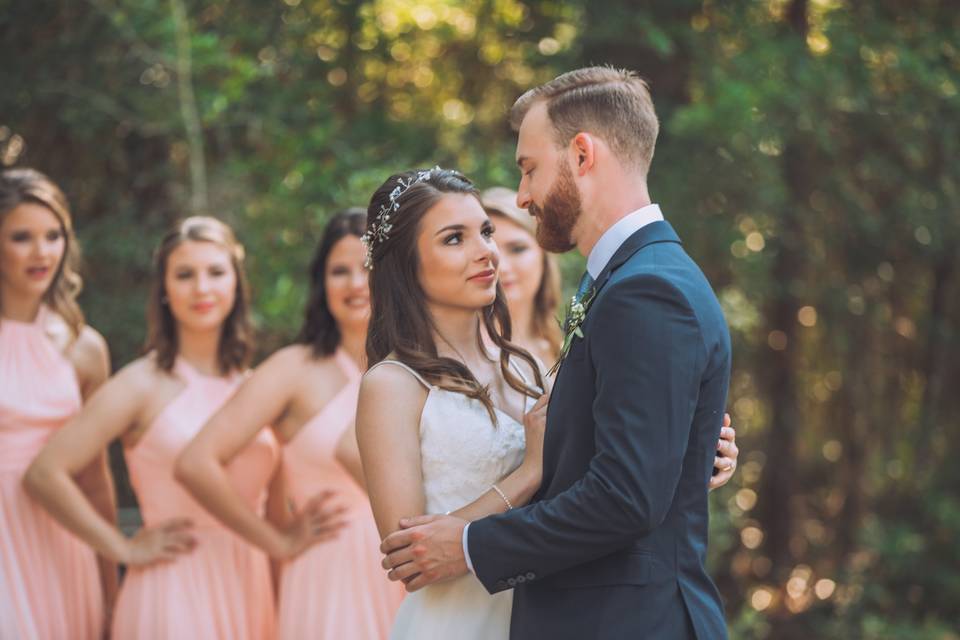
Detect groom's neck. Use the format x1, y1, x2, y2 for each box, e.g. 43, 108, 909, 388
575, 178, 652, 258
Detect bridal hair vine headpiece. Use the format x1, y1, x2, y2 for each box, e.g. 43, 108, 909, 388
362, 166, 441, 269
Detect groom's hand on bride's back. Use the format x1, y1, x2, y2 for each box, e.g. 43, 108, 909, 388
380, 514, 469, 592
708, 413, 739, 490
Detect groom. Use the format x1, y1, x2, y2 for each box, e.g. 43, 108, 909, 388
381, 67, 731, 639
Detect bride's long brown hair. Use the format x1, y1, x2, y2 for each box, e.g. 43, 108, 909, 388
365, 168, 543, 422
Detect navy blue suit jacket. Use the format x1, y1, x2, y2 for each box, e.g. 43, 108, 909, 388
468, 221, 731, 639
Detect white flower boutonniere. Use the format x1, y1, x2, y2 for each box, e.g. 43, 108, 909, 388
548, 288, 596, 376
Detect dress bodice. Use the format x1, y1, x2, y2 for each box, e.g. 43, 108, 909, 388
282, 349, 367, 508
366, 359, 531, 514
124, 358, 279, 528
0, 307, 82, 473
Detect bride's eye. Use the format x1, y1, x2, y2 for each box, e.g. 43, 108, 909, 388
443, 232, 463, 245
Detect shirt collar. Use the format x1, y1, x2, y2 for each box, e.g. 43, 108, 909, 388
586, 204, 664, 278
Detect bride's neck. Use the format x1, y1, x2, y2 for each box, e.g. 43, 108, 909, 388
429, 305, 485, 363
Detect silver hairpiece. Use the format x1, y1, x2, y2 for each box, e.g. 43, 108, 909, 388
362, 166, 441, 269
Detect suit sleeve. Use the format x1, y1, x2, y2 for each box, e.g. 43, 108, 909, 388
467, 273, 705, 593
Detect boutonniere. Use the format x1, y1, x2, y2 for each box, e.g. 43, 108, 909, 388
548, 288, 596, 376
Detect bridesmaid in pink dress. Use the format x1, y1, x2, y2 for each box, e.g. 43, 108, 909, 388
0, 168, 115, 640
177, 209, 405, 640
25, 216, 279, 639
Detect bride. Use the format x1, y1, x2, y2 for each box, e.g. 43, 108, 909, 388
356, 167, 547, 638
356, 167, 739, 638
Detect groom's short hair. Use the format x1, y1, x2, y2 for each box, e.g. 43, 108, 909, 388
510, 66, 659, 175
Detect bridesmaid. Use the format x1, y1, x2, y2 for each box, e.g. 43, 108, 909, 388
481, 187, 562, 366
0, 167, 114, 640
481, 186, 739, 487
25, 216, 279, 639
177, 208, 405, 640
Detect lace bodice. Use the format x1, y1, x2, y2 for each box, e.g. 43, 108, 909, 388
367, 360, 530, 514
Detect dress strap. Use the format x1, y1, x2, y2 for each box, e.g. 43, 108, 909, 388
333, 348, 362, 382
171, 356, 242, 385
507, 355, 543, 395
172, 357, 201, 384
366, 359, 435, 391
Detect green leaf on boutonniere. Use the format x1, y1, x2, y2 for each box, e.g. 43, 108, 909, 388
548, 288, 596, 376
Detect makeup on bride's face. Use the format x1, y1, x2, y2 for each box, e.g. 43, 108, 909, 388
416, 193, 500, 312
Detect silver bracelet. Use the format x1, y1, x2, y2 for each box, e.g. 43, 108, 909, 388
491, 484, 513, 510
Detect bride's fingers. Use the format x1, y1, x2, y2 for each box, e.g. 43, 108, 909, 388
532, 392, 550, 411
709, 458, 736, 489
716, 438, 738, 459
719, 426, 736, 443
714, 456, 735, 472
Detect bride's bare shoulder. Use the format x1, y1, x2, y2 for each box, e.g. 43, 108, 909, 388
362, 358, 429, 395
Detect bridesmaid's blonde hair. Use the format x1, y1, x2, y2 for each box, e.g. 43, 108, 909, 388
0, 168, 84, 339
145, 216, 254, 375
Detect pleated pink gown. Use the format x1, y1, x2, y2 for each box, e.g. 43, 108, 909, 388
0, 308, 104, 640
276, 349, 404, 640
112, 358, 279, 640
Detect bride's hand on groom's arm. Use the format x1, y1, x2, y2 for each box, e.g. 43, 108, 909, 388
708, 413, 739, 491
380, 514, 469, 592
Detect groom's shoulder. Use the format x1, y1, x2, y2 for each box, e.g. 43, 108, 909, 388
595, 248, 719, 326
594, 268, 695, 324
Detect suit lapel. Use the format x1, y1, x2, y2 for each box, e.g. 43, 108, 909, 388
552, 221, 682, 379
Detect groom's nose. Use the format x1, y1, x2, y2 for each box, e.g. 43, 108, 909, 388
516, 187, 531, 211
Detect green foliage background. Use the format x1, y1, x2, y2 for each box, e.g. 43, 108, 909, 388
2, 0, 958, 636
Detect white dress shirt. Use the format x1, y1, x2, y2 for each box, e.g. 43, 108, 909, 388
585, 204, 664, 279
461, 204, 665, 576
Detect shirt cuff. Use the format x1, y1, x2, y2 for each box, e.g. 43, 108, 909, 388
462, 522, 475, 574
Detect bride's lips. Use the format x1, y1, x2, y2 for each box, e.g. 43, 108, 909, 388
468, 269, 496, 284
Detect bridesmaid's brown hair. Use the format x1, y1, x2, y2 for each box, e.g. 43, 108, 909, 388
297, 208, 367, 358
145, 216, 254, 374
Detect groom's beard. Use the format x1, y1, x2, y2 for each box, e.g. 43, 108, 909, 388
530, 161, 581, 253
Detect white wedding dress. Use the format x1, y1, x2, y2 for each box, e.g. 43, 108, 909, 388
369, 360, 530, 640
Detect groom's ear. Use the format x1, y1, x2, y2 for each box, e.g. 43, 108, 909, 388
571, 133, 595, 175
